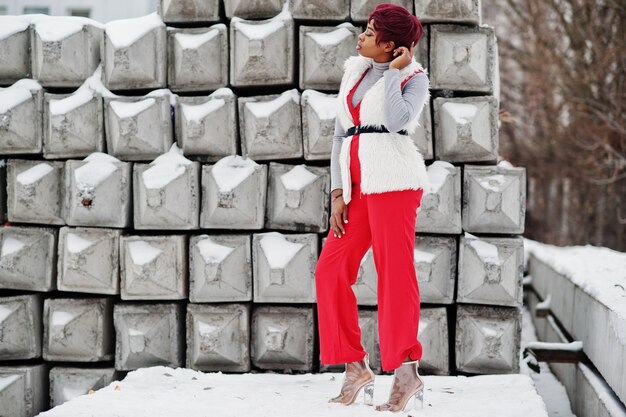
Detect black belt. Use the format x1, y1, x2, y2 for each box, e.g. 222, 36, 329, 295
346, 124, 408, 136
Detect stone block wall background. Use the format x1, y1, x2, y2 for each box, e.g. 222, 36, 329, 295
0, 0, 527, 414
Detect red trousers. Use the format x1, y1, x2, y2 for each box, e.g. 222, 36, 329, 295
315, 133, 424, 372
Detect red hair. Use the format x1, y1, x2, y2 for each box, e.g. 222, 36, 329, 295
367, 3, 424, 50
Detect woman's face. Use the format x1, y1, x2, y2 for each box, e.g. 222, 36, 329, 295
356, 19, 394, 62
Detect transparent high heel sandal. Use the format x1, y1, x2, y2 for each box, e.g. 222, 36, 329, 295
375, 359, 425, 412
328, 352, 376, 406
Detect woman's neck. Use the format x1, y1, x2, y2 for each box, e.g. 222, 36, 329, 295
371, 59, 391, 76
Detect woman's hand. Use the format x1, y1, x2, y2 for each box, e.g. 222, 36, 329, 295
390, 42, 415, 70
330, 194, 348, 238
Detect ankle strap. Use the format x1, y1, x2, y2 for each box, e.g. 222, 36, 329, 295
402, 359, 419, 365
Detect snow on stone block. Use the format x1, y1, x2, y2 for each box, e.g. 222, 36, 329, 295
7, 159, 64, 224
186, 303, 250, 372
298, 23, 359, 90
350, 0, 413, 21
158, 0, 220, 23
414, 235, 457, 304
463, 164, 526, 234
251, 305, 314, 371
320, 310, 380, 372
455, 304, 522, 374
290, 0, 349, 20
224, 0, 284, 20
0, 364, 48, 417
43, 298, 114, 362
176, 90, 238, 159
64, 153, 132, 228
102, 12, 166, 90
252, 232, 318, 303
265, 162, 330, 232
0, 226, 57, 291
43, 88, 104, 159
189, 234, 252, 303
415, 0, 482, 24
49, 367, 120, 407
229, 5, 294, 86
412, 97, 433, 159
104, 91, 174, 161
430, 24, 496, 93
0, 79, 43, 154
201, 155, 267, 229
434, 96, 499, 163
458, 233, 524, 307
238, 90, 303, 160
113, 303, 184, 371
416, 161, 461, 233
31, 16, 103, 87
57, 227, 121, 295
301, 90, 336, 160
133, 145, 200, 230
419, 307, 450, 375
0, 16, 31, 84
0, 294, 43, 360
120, 235, 188, 300
167, 25, 227, 92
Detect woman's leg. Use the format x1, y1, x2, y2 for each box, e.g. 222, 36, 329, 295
366, 188, 424, 372
315, 191, 372, 365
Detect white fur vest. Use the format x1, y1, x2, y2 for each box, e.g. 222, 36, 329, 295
336, 55, 431, 205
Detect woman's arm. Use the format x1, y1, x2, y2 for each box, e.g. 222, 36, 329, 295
330, 116, 346, 194
383, 70, 430, 133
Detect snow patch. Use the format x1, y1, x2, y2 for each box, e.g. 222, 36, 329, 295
16, 163, 54, 185
427, 161, 455, 193
74, 153, 120, 188
443, 102, 478, 124
245, 89, 299, 118
128, 241, 162, 266
1, 237, 25, 257
181, 99, 224, 122
211, 155, 258, 192
110, 98, 155, 118
259, 232, 303, 269
142, 144, 192, 189
175, 29, 219, 49
196, 237, 234, 264
67, 233, 95, 254
105, 12, 164, 49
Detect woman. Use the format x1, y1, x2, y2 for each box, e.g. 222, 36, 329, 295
314, 3, 431, 413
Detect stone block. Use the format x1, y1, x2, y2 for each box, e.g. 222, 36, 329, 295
133, 145, 200, 230
352, 246, 377, 306
415, 0, 482, 25
114, 303, 184, 371
434, 96, 499, 163
455, 304, 521, 374
104, 91, 174, 161
49, 366, 119, 407
0, 162, 5, 222
43, 298, 114, 362
463, 163, 527, 234
238, 90, 303, 160
350, 0, 413, 21
0, 364, 48, 417
412, 97, 433, 160
224, 0, 284, 19
230, 7, 294, 86
120, 235, 188, 300
0, 79, 43, 155
298, 23, 360, 90
458, 233, 524, 307
301, 90, 336, 161
64, 153, 132, 228
419, 307, 449, 374
414, 236, 457, 304
0, 294, 43, 360
416, 161, 462, 233
186, 303, 250, 372
30, 16, 103, 87
57, 226, 121, 295
0, 17, 31, 84
7, 159, 64, 224
0, 226, 57, 291
289, 0, 349, 20
167, 25, 228, 92
189, 234, 252, 302
200, 155, 267, 229
430, 24, 496, 93
102, 13, 166, 90
176, 90, 238, 160
265, 162, 330, 232
251, 305, 314, 371
158, 0, 220, 23
252, 232, 318, 303
43, 88, 105, 159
